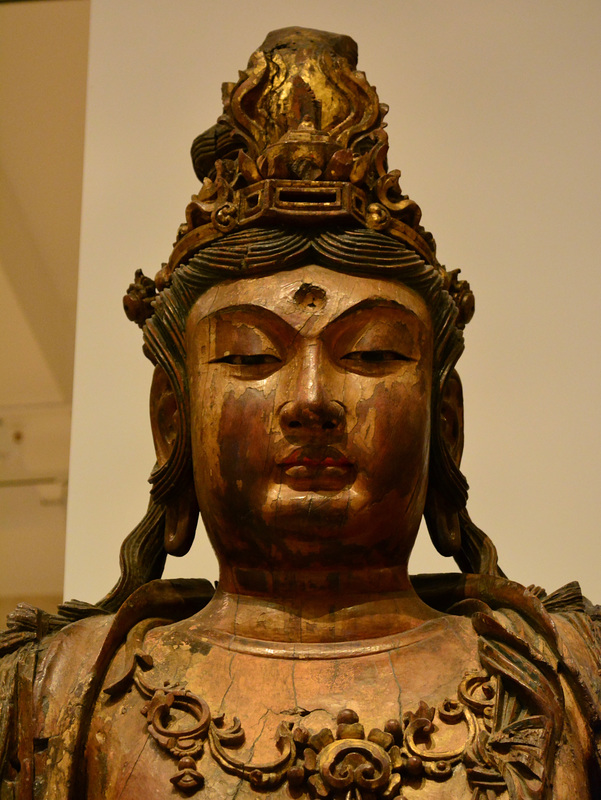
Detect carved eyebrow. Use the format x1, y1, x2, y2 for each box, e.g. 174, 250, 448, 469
199, 304, 298, 338
197, 298, 425, 338
201, 304, 291, 326
202, 298, 420, 322
326, 298, 424, 327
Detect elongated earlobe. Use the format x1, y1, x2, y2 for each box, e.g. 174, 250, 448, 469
164, 477, 199, 556
150, 365, 198, 556
425, 369, 464, 557
425, 487, 461, 556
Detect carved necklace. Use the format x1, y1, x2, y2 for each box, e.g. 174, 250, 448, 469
103, 620, 510, 799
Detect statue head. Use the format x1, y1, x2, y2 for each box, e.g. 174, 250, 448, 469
105, 27, 500, 611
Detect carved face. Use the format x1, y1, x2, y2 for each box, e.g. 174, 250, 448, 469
186, 265, 433, 573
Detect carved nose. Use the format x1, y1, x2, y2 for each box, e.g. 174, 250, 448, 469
280, 400, 345, 439
280, 342, 345, 440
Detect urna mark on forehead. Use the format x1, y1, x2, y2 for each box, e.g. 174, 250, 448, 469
292, 282, 326, 311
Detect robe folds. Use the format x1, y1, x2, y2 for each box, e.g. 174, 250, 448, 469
1, 574, 600, 800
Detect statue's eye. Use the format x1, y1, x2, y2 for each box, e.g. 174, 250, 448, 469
211, 354, 281, 366
341, 350, 411, 363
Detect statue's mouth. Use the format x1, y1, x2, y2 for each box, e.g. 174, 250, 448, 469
277, 447, 356, 491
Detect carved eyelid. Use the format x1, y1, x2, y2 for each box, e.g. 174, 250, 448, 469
206, 307, 295, 364
210, 353, 281, 365
340, 350, 414, 363
330, 318, 420, 364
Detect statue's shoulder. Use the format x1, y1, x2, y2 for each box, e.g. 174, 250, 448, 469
470, 576, 601, 697
414, 571, 601, 796
414, 571, 600, 658
475, 577, 601, 795
0, 606, 115, 794
417, 571, 601, 692
0, 578, 214, 798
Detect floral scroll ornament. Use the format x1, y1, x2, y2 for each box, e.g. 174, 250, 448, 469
123, 268, 157, 328
112, 650, 483, 799
443, 268, 475, 329
285, 704, 470, 800
103, 621, 519, 799
136, 690, 474, 798
134, 669, 248, 793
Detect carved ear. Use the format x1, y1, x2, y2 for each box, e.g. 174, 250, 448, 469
150, 364, 179, 467
424, 369, 465, 557
149, 365, 198, 557
439, 368, 464, 468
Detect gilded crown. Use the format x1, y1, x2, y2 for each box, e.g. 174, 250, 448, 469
124, 27, 474, 330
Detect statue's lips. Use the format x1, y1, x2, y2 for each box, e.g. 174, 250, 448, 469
277, 447, 356, 490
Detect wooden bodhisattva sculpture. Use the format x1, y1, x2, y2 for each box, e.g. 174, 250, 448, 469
1, 27, 600, 800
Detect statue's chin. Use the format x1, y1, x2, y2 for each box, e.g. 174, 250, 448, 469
202, 482, 423, 569
260, 484, 362, 538
258, 484, 421, 551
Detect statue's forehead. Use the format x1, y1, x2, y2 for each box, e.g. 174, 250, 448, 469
187, 265, 430, 331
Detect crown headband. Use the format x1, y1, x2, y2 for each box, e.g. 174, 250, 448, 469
124, 27, 474, 330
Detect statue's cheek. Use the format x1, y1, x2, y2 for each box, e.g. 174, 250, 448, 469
216, 384, 278, 508
353, 374, 430, 497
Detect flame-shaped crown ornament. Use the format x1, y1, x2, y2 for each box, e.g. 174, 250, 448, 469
124, 27, 474, 330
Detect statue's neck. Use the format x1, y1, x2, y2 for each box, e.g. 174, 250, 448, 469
194, 564, 442, 643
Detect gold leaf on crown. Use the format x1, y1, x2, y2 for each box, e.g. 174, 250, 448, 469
155, 27, 438, 291
123, 28, 474, 334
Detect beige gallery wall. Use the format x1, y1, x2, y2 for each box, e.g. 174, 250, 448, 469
65, 0, 601, 604
0, 0, 89, 624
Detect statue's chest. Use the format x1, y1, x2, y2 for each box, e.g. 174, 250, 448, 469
85, 618, 507, 800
